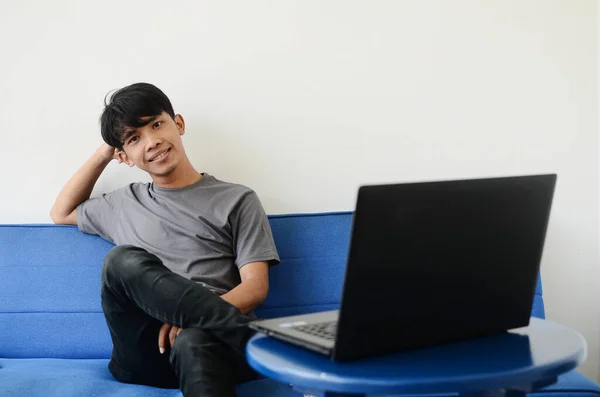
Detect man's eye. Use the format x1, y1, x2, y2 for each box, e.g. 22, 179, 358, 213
128, 136, 139, 144
153, 121, 163, 129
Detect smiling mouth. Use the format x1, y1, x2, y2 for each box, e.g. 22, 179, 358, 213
149, 148, 171, 162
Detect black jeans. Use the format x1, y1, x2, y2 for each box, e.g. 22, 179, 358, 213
100, 245, 259, 397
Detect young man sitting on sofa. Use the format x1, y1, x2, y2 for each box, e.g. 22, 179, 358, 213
50, 82, 280, 397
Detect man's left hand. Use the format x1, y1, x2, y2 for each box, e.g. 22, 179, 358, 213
158, 323, 183, 354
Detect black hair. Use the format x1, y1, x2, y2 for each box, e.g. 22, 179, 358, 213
100, 82, 175, 150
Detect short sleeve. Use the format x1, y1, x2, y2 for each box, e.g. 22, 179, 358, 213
231, 191, 280, 269
76, 189, 123, 244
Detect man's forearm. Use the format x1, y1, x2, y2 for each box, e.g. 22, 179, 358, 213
220, 278, 268, 314
50, 145, 114, 224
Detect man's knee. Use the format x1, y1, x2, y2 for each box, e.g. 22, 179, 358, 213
102, 245, 148, 285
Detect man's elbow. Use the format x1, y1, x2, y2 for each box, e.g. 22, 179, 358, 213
256, 283, 269, 306
49, 208, 61, 224
49, 208, 76, 225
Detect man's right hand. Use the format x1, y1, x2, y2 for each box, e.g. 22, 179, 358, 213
97, 143, 122, 164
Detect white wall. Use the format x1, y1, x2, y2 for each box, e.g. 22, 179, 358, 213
1, 0, 599, 381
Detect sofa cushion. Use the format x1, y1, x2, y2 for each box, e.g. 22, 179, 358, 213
0, 358, 299, 397
256, 212, 353, 318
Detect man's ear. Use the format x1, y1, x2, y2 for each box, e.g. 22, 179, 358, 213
118, 151, 135, 167
175, 114, 185, 136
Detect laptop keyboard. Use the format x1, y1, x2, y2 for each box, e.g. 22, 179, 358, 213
294, 321, 337, 340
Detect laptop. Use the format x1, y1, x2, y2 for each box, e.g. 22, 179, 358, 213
249, 174, 557, 361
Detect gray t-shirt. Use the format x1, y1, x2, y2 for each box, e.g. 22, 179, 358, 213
77, 173, 280, 295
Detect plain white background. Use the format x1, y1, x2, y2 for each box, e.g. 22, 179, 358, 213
0, 0, 599, 381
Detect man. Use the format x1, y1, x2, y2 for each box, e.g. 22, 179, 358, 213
50, 82, 280, 397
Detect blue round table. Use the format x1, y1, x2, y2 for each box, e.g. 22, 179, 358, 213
246, 318, 587, 397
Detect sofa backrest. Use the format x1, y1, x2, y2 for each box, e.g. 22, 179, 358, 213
0, 212, 545, 359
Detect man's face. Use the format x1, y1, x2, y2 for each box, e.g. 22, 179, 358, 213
118, 111, 186, 177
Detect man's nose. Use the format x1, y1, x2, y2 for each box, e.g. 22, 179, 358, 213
146, 135, 163, 150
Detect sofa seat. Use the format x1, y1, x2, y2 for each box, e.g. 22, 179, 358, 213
0, 358, 299, 397
1, 359, 599, 397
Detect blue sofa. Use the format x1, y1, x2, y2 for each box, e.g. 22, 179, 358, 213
1, 212, 599, 397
